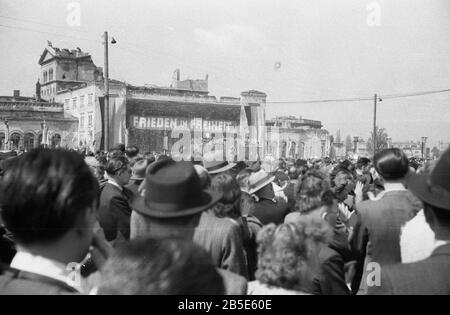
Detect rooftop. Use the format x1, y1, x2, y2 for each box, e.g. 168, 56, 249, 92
39, 43, 92, 65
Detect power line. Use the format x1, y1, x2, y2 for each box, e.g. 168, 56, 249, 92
267, 88, 450, 104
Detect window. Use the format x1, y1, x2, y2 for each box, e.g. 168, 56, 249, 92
88, 114, 93, 128
88, 93, 93, 107
43, 71, 47, 83
80, 95, 85, 109
72, 97, 77, 110
80, 115, 85, 129
64, 99, 70, 110
49, 69, 53, 81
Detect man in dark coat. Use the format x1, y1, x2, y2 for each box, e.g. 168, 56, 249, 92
130, 159, 248, 295
369, 148, 450, 295
0, 149, 109, 295
98, 155, 132, 242
248, 170, 288, 225
351, 149, 422, 294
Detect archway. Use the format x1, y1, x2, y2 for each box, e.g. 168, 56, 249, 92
51, 134, 61, 148
24, 133, 36, 152
10, 133, 21, 151
290, 142, 297, 158
0, 132, 5, 150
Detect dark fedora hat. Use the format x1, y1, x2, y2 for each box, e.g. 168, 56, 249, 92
131, 159, 222, 218
407, 147, 450, 210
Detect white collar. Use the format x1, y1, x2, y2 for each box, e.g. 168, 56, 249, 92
107, 179, 123, 191
383, 183, 407, 193
10, 251, 82, 292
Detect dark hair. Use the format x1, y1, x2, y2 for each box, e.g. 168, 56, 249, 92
125, 146, 139, 159
209, 173, 242, 219
111, 143, 125, 153
105, 155, 129, 176
107, 149, 125, 161
374, 148, 409, 180
295, 170, 334, 213
356, 157, 371, 169
288, 166, 299, 180
97, 237, 225, 295
0, 149, 99, 245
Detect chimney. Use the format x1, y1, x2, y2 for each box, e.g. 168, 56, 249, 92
13, 90, 20, 98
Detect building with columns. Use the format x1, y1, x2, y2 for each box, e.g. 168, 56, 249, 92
0, 91, 78, 151
265, 116, 331, 159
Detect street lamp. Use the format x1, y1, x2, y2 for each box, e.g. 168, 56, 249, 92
103, 31, 117, 151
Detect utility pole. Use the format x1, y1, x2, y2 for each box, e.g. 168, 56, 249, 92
373, 93, 377, 156
103, 31, 110, 151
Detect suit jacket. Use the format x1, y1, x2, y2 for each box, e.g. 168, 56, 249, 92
98, 183, 132, 242
0, 266, 78, 295
217, 268, 248, 295
313, 245, 351, 295
350, 190, 422, 293
194, 211, 248, 278
250, 198, 288, 226
368, 243, 450, 295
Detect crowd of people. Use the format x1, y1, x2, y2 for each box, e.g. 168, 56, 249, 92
0, 143, 449, 295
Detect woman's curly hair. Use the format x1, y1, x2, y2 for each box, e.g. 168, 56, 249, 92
209, 173, 242, 219
295, 170, 332, 213
255, 217, 332, 293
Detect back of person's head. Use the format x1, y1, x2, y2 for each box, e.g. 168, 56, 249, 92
0, 149, 99, 246
105, 155, 129, 176
288, 166, 299, 180
107, 149, 125, 161
125, 146, 139, 159
111, 143, 126, 153
295, 170, 333, 213
209, 173, 241, 219
356, 157, 371, 170
374, 148, 409, 181
255, 217, 331, 293
97, 237, 225, 295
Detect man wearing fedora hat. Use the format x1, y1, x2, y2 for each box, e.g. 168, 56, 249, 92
247, 169, 288, 225
129, 159, 248, 295
124, 158, 149, 199
369, 148, 450, 295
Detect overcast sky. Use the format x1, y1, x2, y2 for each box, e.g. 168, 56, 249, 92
0, 0, 449, 147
